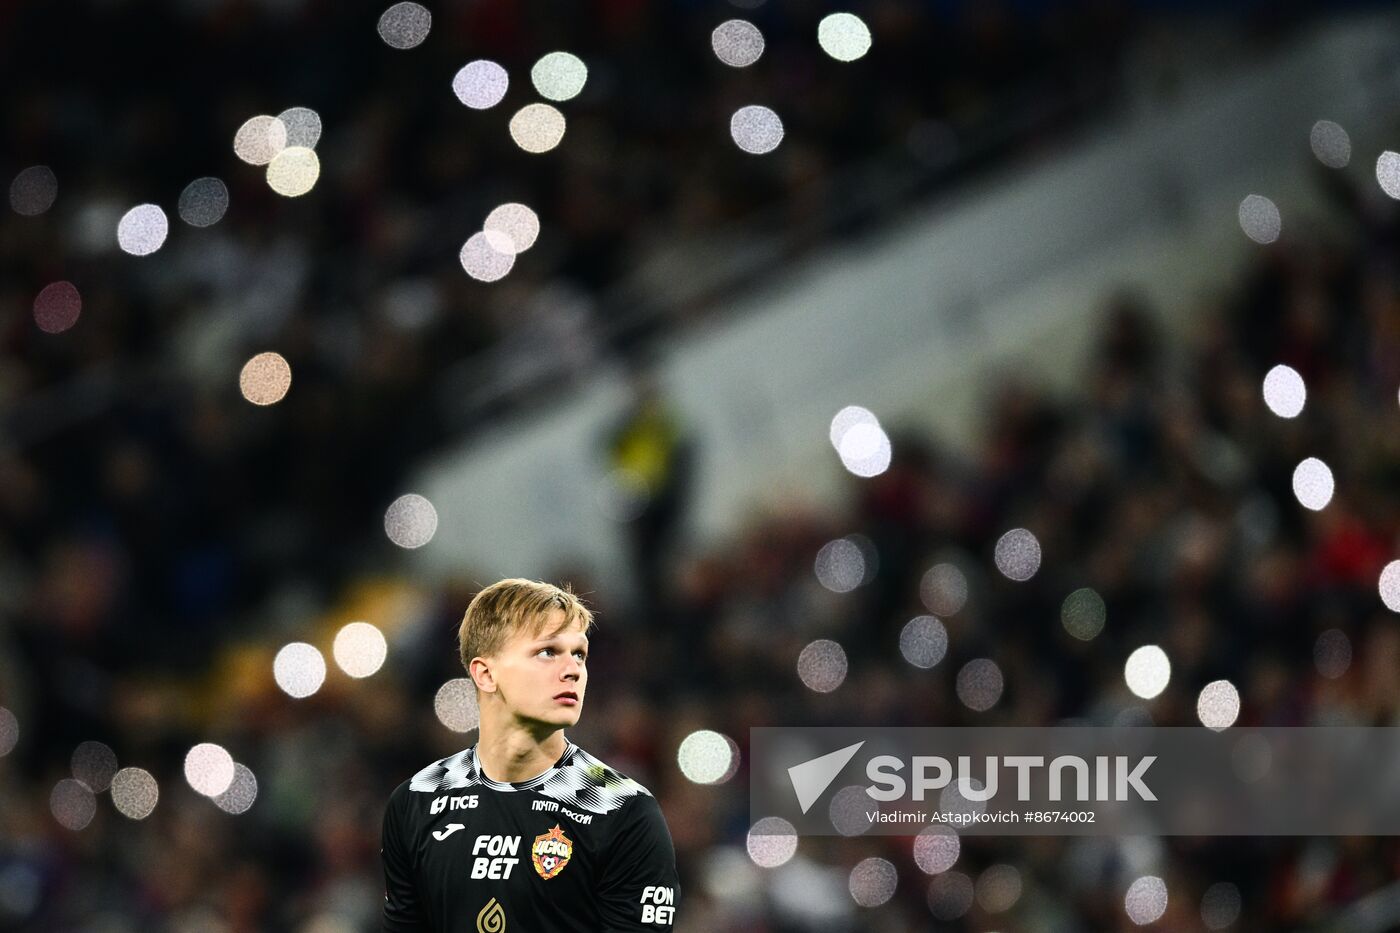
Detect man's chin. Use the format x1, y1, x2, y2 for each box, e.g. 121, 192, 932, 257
527, 706, 583, 729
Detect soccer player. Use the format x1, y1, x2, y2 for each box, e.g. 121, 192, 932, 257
381, 579, 682, 932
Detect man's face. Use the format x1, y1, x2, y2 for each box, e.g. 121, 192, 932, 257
485, 610, 588, 729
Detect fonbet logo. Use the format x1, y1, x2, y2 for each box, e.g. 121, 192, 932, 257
639, 886, 676, 925
788, 741, 1156, 813
471, 834, 521, 879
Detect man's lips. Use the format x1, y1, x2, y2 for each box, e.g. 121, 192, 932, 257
554, 691, 579, 705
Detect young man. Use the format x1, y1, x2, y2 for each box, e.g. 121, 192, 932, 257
381, 579, 681, 932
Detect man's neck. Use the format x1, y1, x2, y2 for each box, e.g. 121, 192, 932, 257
476, 723, 568, 784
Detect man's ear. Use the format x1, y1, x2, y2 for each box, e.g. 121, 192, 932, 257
469, 657, 497, 694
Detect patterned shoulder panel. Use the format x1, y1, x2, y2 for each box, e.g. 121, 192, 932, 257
534, 744, 653, 816
407, 743, 652, 815
408, 748, 478, 793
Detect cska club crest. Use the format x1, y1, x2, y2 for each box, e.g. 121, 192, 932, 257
531, 824, 574, 880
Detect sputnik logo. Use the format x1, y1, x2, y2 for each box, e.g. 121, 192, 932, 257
787, 741, 865, 814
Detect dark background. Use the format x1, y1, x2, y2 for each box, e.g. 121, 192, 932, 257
1, 1, 1397, 930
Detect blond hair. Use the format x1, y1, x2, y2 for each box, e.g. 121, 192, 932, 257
459, 579, 594, 673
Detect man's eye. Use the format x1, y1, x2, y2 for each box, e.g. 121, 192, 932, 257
573, 651, 587, 662
538, 647, 554, 657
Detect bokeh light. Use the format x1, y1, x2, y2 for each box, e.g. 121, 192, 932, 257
712, 19, 765, 67
814, 538, 864, 593
1238, 194, 1280, 244
829, 405, 877, 449
434, 678, 480, 732
484, 203, 540, 253
239, 351, 292, 405
976, 864, 1022, 913
277, 107, 322, 149
730, 105, 784, 154
9, 165, 58, 216
797, 639, 847, 692
273, 642, 327, 698
920, 562, 968, 615
531, 51, 588, 102
117, 204, 169, 256
1377, 151, 1400, 200
849, 858, 897, 907
1124, 875, 1169, 925
927, 871, 974, 920
1379, 560, 1400, 612
956, 658, 1003, 711
233, 115, 288, 166
1314, 628, 1351, 679
1196, 679, 1240, 730
993, 528, 1041, 581
1201, 881, 1242, 929
213, 763, 258, 815
1262, 363, 1306, 418
1061, 587, 1106, 640
1291, 457, 1334, 511
837, 421, 892, 477
899, 615, 948, 669
0, 707, 17, 757
332, 621, 388, 678
847, 533, 879, 582
266, 146, 320, 197
384, 493, 439, 548
452, 60, 510, 109
818, 12, 872, 62
71, 741, 118, 793
460, 230, 517, 282
746, 817, 798, 868
184, 743, 235, 797
378, 2, 431, 49
677, 729, 739, 784
829, 784, 874, 836
50, 779, 97, 831
509, 103, 567, 154
1124, 645, 1171, 699
33, 281, 82, 334
1310, 119, 1350, 168
178, 177, 229, 227
110, 767, 159, 820
912, 825, 959, 874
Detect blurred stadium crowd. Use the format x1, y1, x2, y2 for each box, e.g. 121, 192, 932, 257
2, 0, 1397, 931
0, 0, 1157, 671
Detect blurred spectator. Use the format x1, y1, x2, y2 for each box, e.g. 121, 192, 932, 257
603, 368, 695, 608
